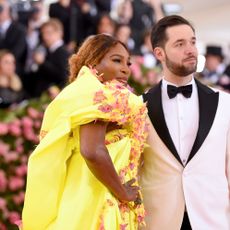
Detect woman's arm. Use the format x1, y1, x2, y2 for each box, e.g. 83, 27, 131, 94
80, 120, 138, 202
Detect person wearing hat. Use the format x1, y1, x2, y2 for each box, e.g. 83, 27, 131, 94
218, 64, 230, 92
200, 45, 226, 85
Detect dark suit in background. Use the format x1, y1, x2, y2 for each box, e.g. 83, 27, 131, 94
49, 2, 72, 44
0, 21, 27, 76
24, 45, 70, 98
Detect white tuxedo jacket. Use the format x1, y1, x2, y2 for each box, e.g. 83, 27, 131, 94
140, 80, 230, 230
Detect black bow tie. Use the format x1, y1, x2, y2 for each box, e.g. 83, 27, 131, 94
167, 84, 192, 99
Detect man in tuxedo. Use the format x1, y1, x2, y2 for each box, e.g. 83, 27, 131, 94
140, 15, 230, 229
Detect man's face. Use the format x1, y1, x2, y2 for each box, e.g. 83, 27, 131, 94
160, 24, 198, 77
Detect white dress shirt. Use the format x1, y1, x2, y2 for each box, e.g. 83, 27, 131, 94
161, 78, 199, 165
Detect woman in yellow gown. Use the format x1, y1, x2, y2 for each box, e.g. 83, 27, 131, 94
22, 34, 148, 230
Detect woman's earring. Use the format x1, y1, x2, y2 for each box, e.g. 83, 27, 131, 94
97, 73, 104, 83
89, 65, 104, 82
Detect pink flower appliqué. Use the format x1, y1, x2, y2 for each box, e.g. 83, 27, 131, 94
93, 90, 107, 104
137, 214, 145, 223
120, 224, 128, 230
98, 104, 113, 113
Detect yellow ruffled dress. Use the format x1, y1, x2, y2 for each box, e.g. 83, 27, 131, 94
22, 66, 148, 230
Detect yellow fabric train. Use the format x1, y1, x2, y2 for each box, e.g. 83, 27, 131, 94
22, 66, 148, 230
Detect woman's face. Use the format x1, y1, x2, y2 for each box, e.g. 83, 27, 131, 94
0, 53, 16, 76
95, 43, 131, 86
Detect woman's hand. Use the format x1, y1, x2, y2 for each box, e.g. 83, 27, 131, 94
117, 178, 140, 203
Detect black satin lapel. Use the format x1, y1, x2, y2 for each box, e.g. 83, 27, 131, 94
144, 82, 183, 165
187, 80, 219, 163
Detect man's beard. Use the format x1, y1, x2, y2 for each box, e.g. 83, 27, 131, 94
165, 54, 197, 76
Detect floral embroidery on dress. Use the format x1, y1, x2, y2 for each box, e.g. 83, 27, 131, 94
39, 130, 48, 140
98, 199, 115, 230
93, 79, 149, 228
93, 80, 133, 125
94, 90, 107, 103
120, 223, 128, 230
104, 131, 126, 145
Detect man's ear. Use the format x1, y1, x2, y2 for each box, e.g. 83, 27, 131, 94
153, 47, 164, 62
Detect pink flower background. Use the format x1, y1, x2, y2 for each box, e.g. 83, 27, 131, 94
0, 94, 51, 230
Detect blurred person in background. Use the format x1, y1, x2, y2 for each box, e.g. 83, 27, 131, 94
50, 0, 99, 49
70, 0, 98, 46
0, 0, 27, 77
94, 0, 112, 14
134, 29, 158, 67
218, 64, 230, 92
49, 0, 79, 53
130, 0, 164, 50
114, 23, 135, 53
49, 0, 72, 46
96, 13, 115, 35
128, 28, 161, 95
24, 0, 46, 73
0, 50, 24, 108
111, 0, 133, 25
199, 45, 226, 86
23, 18, 70, 98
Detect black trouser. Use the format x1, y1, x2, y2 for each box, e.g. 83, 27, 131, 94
181, 212, 192, 230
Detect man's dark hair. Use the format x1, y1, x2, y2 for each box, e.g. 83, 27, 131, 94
150, 15, 195, 49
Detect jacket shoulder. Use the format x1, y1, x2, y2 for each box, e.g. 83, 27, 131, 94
143, 83, 160, 102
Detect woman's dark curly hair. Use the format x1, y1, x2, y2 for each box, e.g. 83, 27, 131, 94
68, 34, 129, 82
